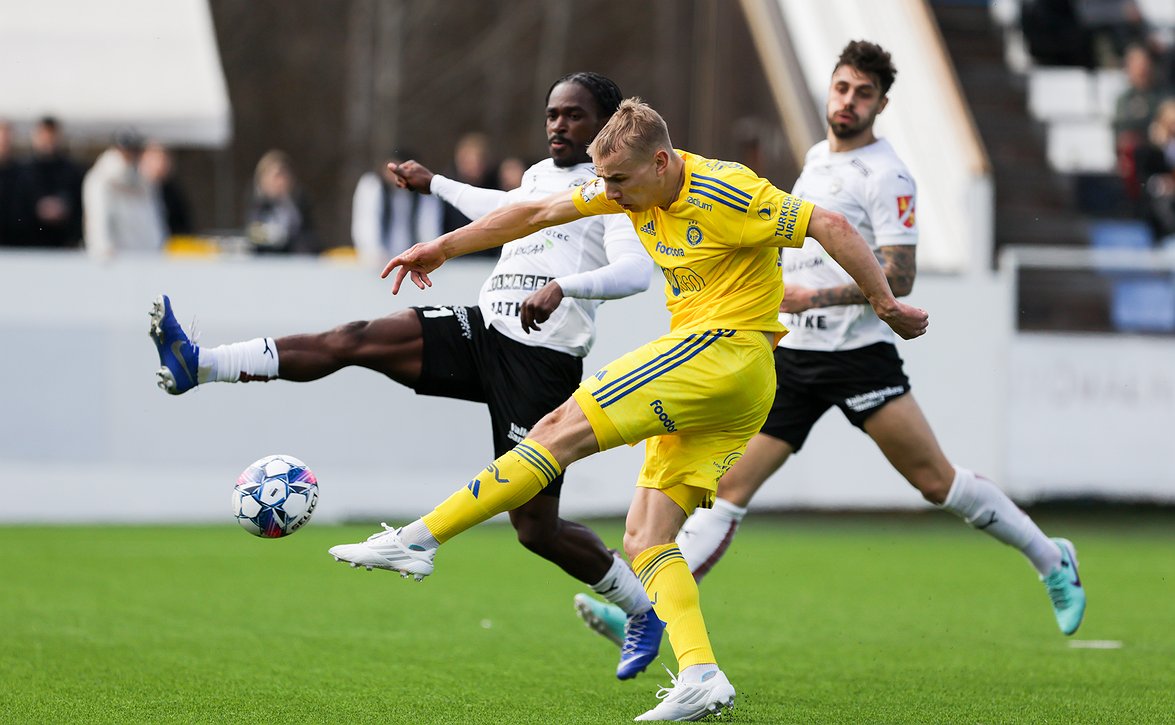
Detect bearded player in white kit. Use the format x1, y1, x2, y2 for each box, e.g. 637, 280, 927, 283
150, 72, 669, 680
574, 41, 1086, 644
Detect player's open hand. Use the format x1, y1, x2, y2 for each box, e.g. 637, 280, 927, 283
877, 300, 929, 340
520, 281, 565, 333
389, 160, 434, 193
381, 240, 447, 294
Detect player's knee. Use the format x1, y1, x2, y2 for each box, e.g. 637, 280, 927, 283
622, 529, 664, 560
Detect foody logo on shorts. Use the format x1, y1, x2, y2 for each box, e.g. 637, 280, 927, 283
649, 399, 678, 433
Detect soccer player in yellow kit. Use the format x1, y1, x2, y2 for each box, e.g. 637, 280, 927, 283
329, 98, 928, 721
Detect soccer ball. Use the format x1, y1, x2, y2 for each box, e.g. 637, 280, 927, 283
233, 454, 319, 538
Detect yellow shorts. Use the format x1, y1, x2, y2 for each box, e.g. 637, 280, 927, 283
572, 328, 775, 513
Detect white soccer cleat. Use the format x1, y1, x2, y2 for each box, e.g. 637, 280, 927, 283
634, 666, 735, 721
328, 523, 435, 581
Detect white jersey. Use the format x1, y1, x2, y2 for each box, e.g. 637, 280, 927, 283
431, 159, 649, 357
780, 138, 917, 351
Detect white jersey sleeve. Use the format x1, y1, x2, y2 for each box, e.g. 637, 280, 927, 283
555, 214, 651, 300
429, 173, 509, 220
866, 166, 917, 247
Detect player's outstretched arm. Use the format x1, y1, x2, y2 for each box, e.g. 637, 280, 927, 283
392, 160, 508, 220
380, 189, 585, 294
805, 207, 928, 340
780, 244, 916, 313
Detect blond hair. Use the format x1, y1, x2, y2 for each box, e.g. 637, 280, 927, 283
588, 97, 673, 161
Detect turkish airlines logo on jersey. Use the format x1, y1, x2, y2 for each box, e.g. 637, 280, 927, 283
897, 195, 916, 228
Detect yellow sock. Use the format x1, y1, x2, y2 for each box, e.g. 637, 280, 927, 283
422, 439, 561, 543
632, 543, 716, 669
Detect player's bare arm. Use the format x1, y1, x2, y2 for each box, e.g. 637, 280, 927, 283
804, 208, 927, 339
388, 160, 434, 193
780, 244, 916, 312
380, 189, 586, 294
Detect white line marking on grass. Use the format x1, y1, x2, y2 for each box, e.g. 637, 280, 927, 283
1068, 640, 1123, 649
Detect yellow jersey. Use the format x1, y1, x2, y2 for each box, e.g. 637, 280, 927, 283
573, 150, 813, 334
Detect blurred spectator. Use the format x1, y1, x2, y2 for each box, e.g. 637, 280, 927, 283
1136, 98, 1175, 240
27, 116, 83, 248
496, 156, 527, 191
1113, 43, 1170, 199
139, 142, 193, 237
0, 120, 34, 246
351, 151, 443, 265
82, 129, 167, 257
245, 150, 320, 255
1021, 0, 1096, 68
441, 132, 498, 259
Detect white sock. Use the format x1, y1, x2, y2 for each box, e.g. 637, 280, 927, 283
678, 497, 746, 579
590, 553, 652, 615
398, 519, 440, 551
940, 466, 1061, 576
199, 337, 279, 383
678, 663, 719, 684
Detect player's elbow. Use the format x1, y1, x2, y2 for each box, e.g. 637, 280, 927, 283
809, 207, 854, 245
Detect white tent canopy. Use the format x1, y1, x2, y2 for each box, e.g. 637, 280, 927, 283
0, 0, 231, 147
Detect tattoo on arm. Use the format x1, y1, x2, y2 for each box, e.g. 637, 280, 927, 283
880, 245, 916, 297
806, 245, 917, 308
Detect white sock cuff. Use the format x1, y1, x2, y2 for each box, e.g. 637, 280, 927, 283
591, 553, 651, 615
205, 337, 279, 383
713, 497, 748, 522
940, 466, 971, 512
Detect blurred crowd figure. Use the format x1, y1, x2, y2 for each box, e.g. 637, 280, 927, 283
29, 117, 85, 247
246, 149, 320, 255
140, 142, 192, 238
351, 150, 443, 265
1021, 0, 1175, 241
0, 117, 85, 248
0, 118, 193, 255
496, 156, 527, 191
83, 129, 167, 257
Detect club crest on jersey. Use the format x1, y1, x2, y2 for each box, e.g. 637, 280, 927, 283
686, 224, 703, 246
897, 195, 916, 228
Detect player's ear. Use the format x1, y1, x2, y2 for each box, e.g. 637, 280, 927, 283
877, 95, 889, 115
653, 148, 670, 176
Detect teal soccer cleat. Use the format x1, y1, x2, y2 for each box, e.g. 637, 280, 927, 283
149, 294, 200, 395
574, 593, 627, 645
1042, 537, 1086, 635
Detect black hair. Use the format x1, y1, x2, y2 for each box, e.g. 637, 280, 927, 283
836, 40, 897, 96
546, 72, 623, 119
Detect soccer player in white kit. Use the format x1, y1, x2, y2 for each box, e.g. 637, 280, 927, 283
575, 41, 1086, 643
150, 73, 668, 680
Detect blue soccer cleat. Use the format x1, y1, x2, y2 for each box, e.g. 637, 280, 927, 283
617, 607, 664, 681
149, 294, 200, 395
1042, 537, 1086, 636
574, 594, 665, 680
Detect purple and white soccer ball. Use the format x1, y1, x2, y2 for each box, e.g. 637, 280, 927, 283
233, 454, 319, 538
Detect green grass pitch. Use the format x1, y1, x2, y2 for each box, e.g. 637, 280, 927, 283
1, 511, 1172, 724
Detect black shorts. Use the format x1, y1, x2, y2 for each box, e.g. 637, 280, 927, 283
759, 342, 911, 453
412, 306, 582, 497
